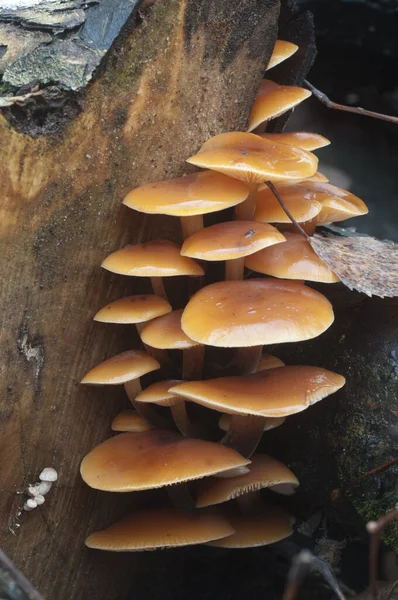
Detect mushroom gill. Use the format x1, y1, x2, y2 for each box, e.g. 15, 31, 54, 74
80, 37, 368, 552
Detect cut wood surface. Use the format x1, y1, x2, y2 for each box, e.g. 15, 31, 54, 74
0, 0, 280, 598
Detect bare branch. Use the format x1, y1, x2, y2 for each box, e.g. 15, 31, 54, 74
264, 181, 310, 240
367, 509, 398, 599
305, 80, 398, 125
283, 549, 346, 600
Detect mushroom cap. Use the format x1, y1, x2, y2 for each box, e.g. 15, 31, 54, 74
102, 240, 204, 277
219, 414, 286, 433
254, 186, 322, 224
181, 279, 334, 348
256, 354, 285, 371
140, 309, 200, 350
135, 379, 183, 407
304, 171, 329, 183
255, 181, 368, 225
94, 295, 172, 324
207, 505, 293, 548
81, 350, 160, 385
248, 80, 312, 132
169, 365, 345, 417
80, 430, 250, 491
180, 221, 285, 261
187, 132, 318, 185
86, 508, 234, 551
123, 171, 249, 217
260, 131, 330, 151
266, 40, 298, 70
311, 182, 369, 224
245, 232, 340, 283
196, 454, 299, 508
111, 410, 152, 432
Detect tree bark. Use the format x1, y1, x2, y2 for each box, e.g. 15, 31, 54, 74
0, 1, 280, 598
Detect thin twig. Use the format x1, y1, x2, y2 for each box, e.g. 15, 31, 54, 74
305, 80, 398, 125
367, 508, 398, 599
283, 549, 346, 600
265, 181, 310, 240
386, 580, 398, 600
350, 457, 398, 486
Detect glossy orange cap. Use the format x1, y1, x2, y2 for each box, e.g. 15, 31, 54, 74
81, 350, 160, 385
170, 365, 345, 417
123, 170, 249, 216
94, 295, 172, 324
207, 505, 293, 548
140, 309, 200, 350
135, 379, 183, 407
254, 185, 322, 224
102, 240, 204, 277
196, 454, 299, 507
245, 232, 340, 283
80, 430, 250, 491
86, 508, 234, 551
181, 279, 334, 347
266, 40, 298, 70
187, 132, 318, 185
181, 221, 285, 261
248, 80, 311, 132
260, 131, 330, 151
111, 410, 152, 432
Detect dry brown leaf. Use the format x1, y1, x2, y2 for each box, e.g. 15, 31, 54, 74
309, 231, 398, 298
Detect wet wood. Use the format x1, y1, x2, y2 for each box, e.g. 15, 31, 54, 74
0, 0, 280, 598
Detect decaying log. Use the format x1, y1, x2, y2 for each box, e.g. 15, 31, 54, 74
0, 0, 280, 598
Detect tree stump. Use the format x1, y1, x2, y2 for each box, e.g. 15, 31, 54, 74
0, 1, 280, 598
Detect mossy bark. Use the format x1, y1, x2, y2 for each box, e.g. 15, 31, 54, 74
262, 288, 398, 551
0, 1, 280, 598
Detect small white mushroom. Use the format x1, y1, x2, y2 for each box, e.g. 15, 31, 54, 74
28, 481, 52, 497
24, 498, 37, 511
39, 468, 58, 482
34, 494, 45, 506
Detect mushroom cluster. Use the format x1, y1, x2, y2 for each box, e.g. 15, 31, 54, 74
80, 39, 368, 552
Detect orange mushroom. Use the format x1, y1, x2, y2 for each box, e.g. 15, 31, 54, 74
123, 170, 249, 238
181, 220, 285, 281
260, 131, 330, 151
266, 40, 298, 71
248, 80, 311, 132
111, 410, 152, 433
102, 240, 204, 299
86, 508, 234, 551
80, 429, 250, 491
245, 232, 340, 283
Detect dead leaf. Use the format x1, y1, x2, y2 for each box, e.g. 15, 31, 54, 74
309, 231, 398, 298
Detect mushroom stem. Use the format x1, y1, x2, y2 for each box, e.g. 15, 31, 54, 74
234, 186, 258, 221
170, 401, 195, 437
236, 491, 264, 515
180, 215, 204, 239
167, 482, 196, 513
225, 257, 245, 281
124, 379, 172, 429
136, 322, 169, 365
221, 414, 266, 458
150, 276, 168, 300
301, 221, 317, 236
225, 345, 262, 375
171, 345, 205, 437
182, 345, 204, 380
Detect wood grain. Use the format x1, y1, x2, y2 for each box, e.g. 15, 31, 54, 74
0, 0, 280, 597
